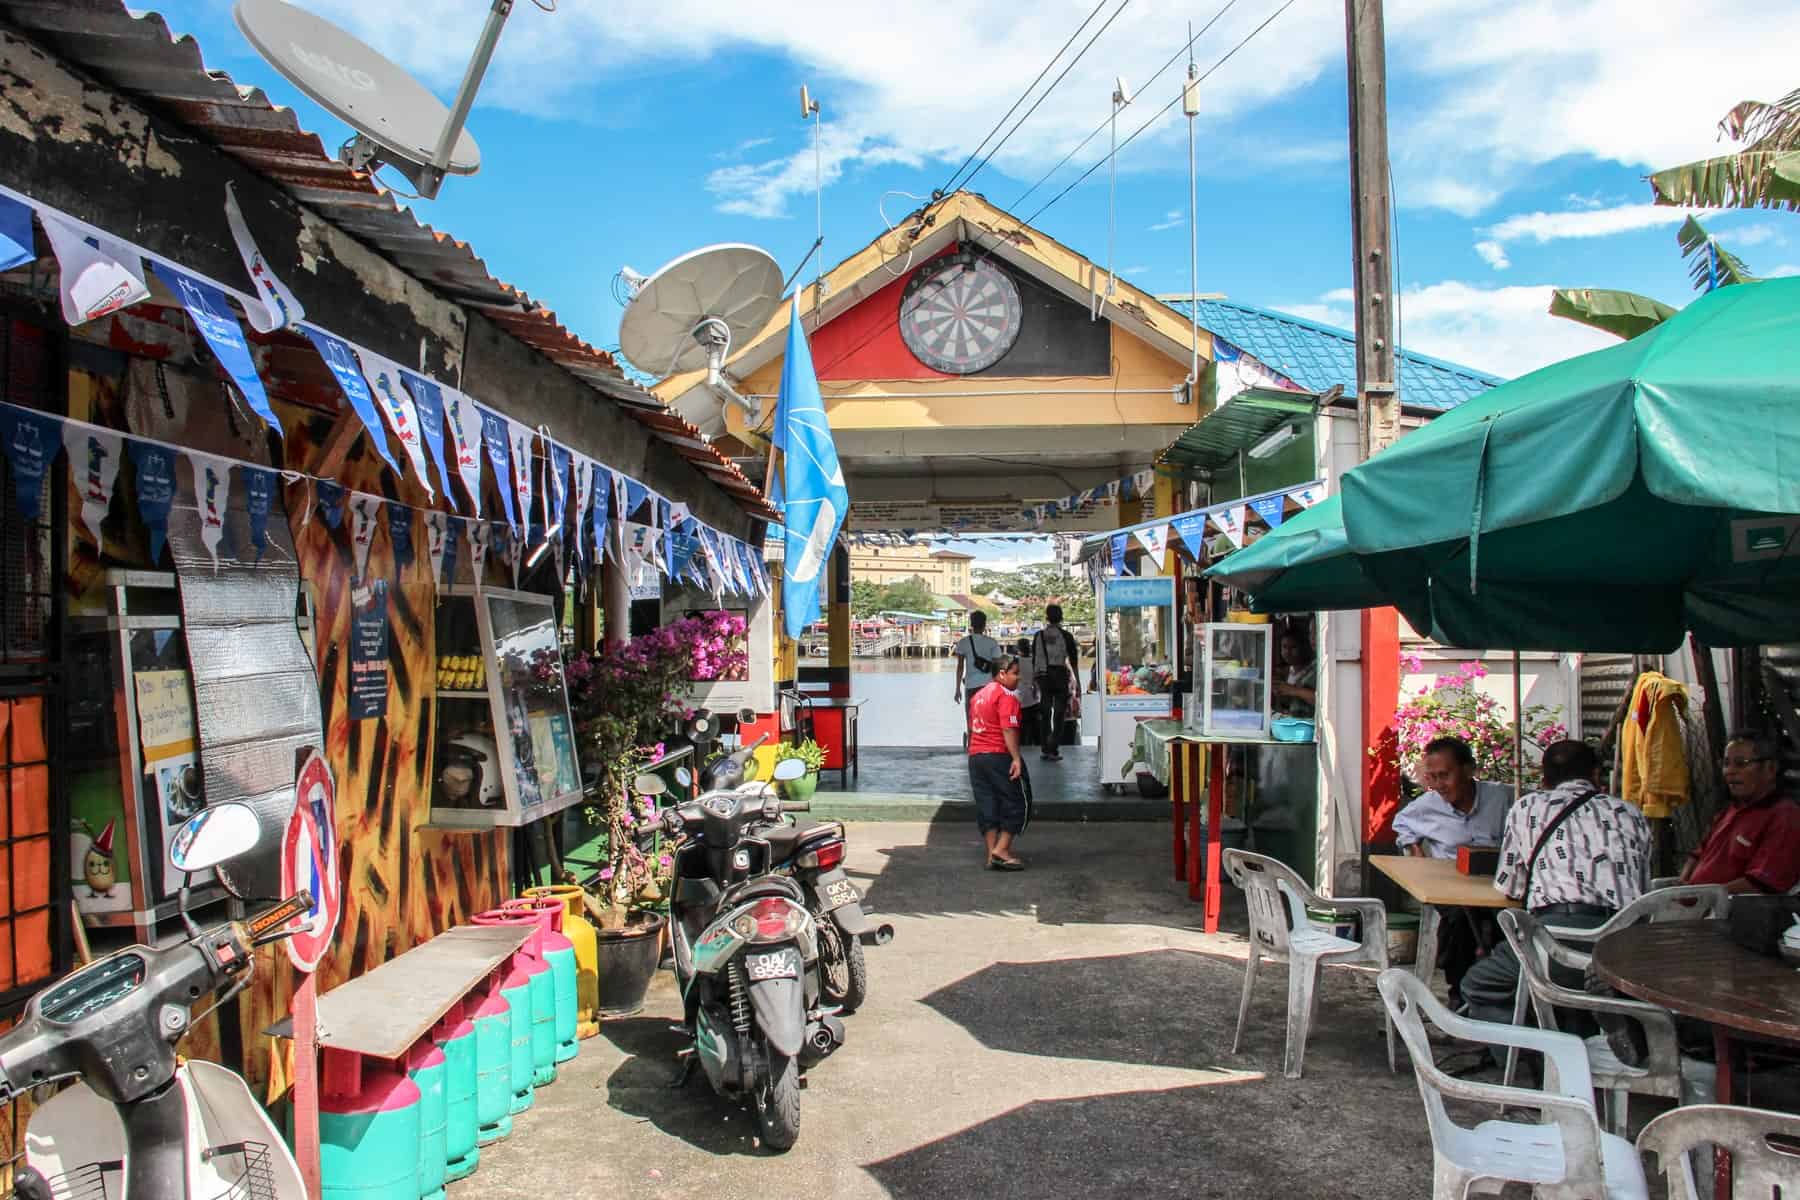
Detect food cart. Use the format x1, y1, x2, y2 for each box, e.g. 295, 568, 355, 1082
1095, 575, 1178, 793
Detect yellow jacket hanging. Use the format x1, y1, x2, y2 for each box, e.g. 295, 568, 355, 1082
1620, 671, 1690, 818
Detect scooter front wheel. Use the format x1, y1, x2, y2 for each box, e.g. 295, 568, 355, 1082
756, 1049, 801, 1152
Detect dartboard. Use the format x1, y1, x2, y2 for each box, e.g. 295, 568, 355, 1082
899, 255, 1023, 374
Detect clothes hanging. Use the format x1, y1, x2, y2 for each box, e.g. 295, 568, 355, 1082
1619, 670, 1690, 818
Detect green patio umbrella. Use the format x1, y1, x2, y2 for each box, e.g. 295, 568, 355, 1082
1278, 276, 1800, 652
1201, 495, 1408, 614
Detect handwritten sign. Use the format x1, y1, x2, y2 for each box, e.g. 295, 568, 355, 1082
133, 670, 195, 758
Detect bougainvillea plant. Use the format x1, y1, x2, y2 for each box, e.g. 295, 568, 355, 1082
1375, 656, 1567, 788
674, 610, 749, 682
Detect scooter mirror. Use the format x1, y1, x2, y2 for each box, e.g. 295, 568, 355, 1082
169, 801, 261, 874
771, 758, 807, 782
674, 766, 693, 789
736, 707, 757, 724
632, 773, 668, 798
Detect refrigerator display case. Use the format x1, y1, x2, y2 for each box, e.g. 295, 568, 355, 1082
431, 586, 584, 829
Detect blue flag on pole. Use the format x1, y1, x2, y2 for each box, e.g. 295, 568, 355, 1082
0, 194, 32, 273
774, 298, 849, 639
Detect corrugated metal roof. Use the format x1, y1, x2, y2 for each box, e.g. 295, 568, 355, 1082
1168, 298, 1503, 412
0, 0, 773, 519
1159, 390, 1317, 473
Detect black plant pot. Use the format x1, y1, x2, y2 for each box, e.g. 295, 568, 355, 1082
595, 913, 666, 1017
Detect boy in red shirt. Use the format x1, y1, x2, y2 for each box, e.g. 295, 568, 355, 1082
968, 655, 1029, 870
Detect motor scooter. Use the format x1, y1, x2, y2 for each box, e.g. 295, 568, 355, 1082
4, 801, 312, 1200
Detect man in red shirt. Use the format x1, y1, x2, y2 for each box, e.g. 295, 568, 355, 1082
1681, 731, 1800, 894
968, 655, 1029, 870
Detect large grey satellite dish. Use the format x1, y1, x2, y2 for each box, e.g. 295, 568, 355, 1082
235, 0, 512, 199
617, 245, 784, 401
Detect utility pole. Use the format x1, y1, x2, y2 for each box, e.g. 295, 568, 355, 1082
1344, 0, 1398, 458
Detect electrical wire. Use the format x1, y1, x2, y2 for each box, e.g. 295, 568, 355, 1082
953, 0, 1136, 199
1011, 0, 1242, 213
932, 0, 1112, 202
1021, 0, 1299, 230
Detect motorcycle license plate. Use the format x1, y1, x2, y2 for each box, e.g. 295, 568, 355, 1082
744, 950, 799, 981
824, 878, 861, 909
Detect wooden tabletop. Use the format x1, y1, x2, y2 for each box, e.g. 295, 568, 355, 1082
1590, 919, 1800, 1046
1370, 854, 1519, 909
267, 925, 529, 1059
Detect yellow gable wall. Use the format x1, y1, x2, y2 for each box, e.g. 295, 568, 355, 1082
731, 322, 1197, 441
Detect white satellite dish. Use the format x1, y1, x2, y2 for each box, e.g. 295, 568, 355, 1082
234, 0, 513, 199
617, 244, 784, 419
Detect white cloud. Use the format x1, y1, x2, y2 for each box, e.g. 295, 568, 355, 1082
1122, 265, 1151, 277
1279, 282, 1619, 377
1767, 264, 1800, 278
1148, 210, 1184, 232
1474, 240, 1511, 270
275, 1, 1800, 221
1484, 204, 1695, 245
1720, 222, 1785, 248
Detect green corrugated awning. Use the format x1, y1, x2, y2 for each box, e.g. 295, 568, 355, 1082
1158, 390, 1318, 473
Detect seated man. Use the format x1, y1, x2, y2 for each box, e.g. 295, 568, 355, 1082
1391, 735, 1513, 1005
1462, 740, 1650, 1026
1679, 730, 1800, 894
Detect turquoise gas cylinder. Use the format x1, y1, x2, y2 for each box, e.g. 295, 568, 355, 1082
472, 910, 551, 1104
319, 1052, 421, 1200
469, 970, 515, 1142
403, 1041, 446, 1200
430, 999, 479, 1182
503, 896, 579, 1063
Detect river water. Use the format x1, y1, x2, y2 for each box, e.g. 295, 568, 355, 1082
851, 658, 966, 746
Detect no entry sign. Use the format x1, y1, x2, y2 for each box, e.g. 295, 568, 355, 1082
281, 749, 340, 972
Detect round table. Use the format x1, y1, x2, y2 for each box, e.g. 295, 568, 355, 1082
1590, 919, 1800, 1193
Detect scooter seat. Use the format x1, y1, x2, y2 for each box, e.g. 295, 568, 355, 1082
760, 822, 815, 856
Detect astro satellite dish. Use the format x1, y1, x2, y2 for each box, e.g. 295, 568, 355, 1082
234, 0, 515, 199
617, 244, 784, 420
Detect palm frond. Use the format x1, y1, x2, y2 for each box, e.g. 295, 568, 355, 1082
1547, 289, 1675, 340
1677, 216, 1758, 292
1649, 149, 1800, 212
1721, 86, 1800, 151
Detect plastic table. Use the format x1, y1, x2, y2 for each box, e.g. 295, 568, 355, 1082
1148, 727, 1289, 934
1369, 855, 1518, 989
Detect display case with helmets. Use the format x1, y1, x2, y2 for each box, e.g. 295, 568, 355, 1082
431, 586, 584, 829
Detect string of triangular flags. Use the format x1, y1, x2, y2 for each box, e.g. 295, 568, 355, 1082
0, 397, 769, 600
0, 183, 768, 597
1023, 467, 1156, 529
1103, 480, 1325, 576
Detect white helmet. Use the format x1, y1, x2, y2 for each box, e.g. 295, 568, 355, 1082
439, 733, 503, 807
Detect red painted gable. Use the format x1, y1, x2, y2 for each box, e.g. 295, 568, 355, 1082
811, 246, 956, 382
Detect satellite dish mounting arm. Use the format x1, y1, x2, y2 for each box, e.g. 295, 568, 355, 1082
693, 317, 760, 425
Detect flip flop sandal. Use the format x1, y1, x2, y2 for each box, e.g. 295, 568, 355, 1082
992, 858, 1027, 871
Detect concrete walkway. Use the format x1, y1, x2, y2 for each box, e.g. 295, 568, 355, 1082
456, 820, 1446, 1199
814, 744, 1170, 822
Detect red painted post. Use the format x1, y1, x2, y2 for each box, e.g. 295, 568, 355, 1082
293, 973, 322, 1200
1171, 742, 1187, 881
1204, 745, 1226, 931
1361, 607, 1402, 858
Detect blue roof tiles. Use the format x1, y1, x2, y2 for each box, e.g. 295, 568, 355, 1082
1168, 298, 1504, 412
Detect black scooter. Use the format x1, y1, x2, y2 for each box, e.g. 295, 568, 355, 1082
649, 744, 843, 1151
754, 813, 892, 1013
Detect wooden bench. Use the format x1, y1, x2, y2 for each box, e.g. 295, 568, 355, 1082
269, 924, 528, 1063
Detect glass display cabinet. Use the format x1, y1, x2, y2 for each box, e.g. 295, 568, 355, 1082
1200, 622, 1273, 738
431, 585, 584, 829
1097, 576, 1177, 785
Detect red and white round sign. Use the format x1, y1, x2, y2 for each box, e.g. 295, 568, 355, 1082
280, 749, 341, 973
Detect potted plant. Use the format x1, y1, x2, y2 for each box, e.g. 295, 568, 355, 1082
773, 738, 826, 804
563, 630, 695, 1015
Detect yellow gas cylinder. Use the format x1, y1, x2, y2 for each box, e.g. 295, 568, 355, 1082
524, 884, 600, 1038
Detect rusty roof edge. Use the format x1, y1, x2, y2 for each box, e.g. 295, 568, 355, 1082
1, 0, 769, 519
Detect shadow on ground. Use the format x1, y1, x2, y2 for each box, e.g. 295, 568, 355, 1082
598, 1014, 780, 1158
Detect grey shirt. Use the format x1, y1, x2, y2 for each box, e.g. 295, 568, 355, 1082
1392, 781, 1512, 859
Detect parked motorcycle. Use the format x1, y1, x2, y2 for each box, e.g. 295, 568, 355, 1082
653, 754, 842, 1151
754, 813, 893, 1014
4, 801, 312, 1200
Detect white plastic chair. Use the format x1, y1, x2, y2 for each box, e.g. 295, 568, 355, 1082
1502, 885, 1730, 1090
1500, 909, 1715, 1137
1224, 848, 1393, 1079
1378, 969, 1649, 1200
1638, 1104, 1800, 1200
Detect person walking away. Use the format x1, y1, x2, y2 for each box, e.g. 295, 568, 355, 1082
1013, 637, 1041, 739
968, 655, 1029, 869
1391, 735, 1513, 1007
952, 611, 1002, 750
1032, 604, 1080, 762
1461, 740, 1649, 1027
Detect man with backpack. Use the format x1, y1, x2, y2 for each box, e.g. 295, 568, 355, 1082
953, 611, 1002, 749
1032, 604, 1081, 762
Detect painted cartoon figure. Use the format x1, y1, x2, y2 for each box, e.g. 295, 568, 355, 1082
84, 819, 117, 897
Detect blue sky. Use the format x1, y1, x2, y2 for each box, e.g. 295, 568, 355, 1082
163, 1, 1795, 565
